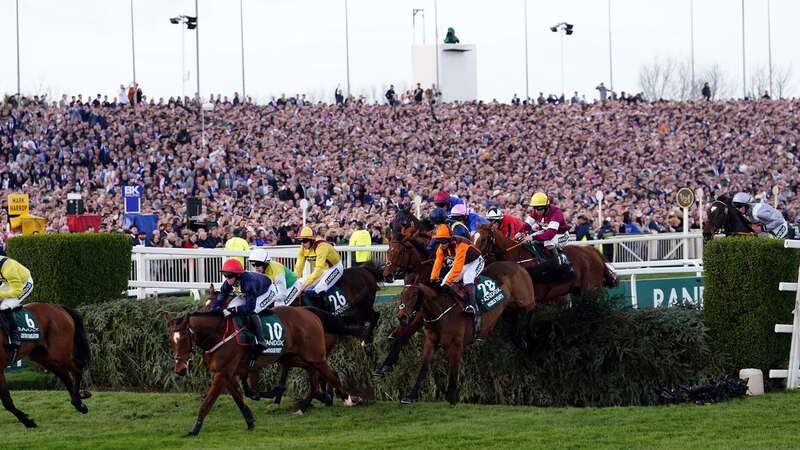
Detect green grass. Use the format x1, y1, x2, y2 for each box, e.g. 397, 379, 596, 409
2, 390, 800, 449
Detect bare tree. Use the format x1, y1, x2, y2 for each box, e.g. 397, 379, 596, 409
670, 60, 704, 101
749, 66, 770, 98
699, 64, 733, 100
638, 58, 676, 101
774, 64, 794, 98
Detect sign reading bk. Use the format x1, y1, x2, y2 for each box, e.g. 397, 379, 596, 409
123, 185, 143, 214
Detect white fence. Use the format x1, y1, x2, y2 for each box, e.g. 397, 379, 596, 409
769, 240, 800, 389
128, 231, 705, 299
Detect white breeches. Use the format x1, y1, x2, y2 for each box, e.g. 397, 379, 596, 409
0, 277, 33, 311
443, 256, 485, 285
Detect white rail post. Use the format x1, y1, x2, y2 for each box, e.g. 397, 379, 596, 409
135, 252, 146, 300
770, 240, 800, 388
630, 273, 638, 309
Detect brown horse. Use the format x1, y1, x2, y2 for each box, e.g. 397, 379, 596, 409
474, 223, 616, 301
398, 260, 535, 405
0, 304, 91, 428
376, 228, 434, 376
297, 263, 383, 344
702, 195, 757, 242
166, 306, 361, 436
202, 286, 366, 406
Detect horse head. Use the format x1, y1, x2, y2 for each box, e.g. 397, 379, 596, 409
164, 313, 193, 376
397, 284, 424, 326
703, 195, 754, 242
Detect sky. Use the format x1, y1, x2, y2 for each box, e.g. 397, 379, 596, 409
0, 0, 797, 103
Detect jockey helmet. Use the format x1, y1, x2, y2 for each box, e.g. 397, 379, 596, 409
220, 258, 245, 277
298, 226, 315, 240
529, 192, 549, 207
450, 203, 468, 217
486, 208, 503, 220
430, 207, 449, 224
433, 191, 450, 205
732, 192, 752, 207
433, 224, 452, 245
249, 248, 270, 265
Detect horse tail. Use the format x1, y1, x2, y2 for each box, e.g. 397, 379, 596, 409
602, 262, 619, 288
62, 306, 91, 369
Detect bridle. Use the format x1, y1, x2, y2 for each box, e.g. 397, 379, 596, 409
398, 284, 424, 324
386, 231, 433, 277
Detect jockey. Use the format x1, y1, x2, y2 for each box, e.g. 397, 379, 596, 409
249, 248, 302, 307
429, 224, 485, 333
0, 256, 33, 363
732, 192, 790, 238
211, 258, 277, 351
293, 226, 344, 300
486, 208, 532, 239
432, 190, 464, 212
449, 204, 489, 240
518, 192, 573, 272
429, 207, 449, 226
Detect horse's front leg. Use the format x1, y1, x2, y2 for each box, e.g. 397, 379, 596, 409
185, 371, 228, 437
400, 335, 434, 404
377, 312, 423, 375
445, 340, 464, 405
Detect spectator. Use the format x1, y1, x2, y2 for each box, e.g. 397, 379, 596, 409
225, 227, 250, 265
596, 82, 609, 102
385, 85, 397, 106
574, 215, 594, 241
413, 83, 424, 103
348, 221, 373, 266
701, 82, 711, 101
595, 220, 616, 261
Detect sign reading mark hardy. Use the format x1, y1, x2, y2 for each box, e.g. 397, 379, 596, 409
7, 194, 29, 216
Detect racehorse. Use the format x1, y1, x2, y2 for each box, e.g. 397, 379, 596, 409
202, 285, 358, 407
703, 195, 757, 242
166, 306, 361, 436
397, 260, 535, 405
0, 304, 91, 428
474, 223, 617, 301
296, 263, 383, 345
376, 227, 434, 376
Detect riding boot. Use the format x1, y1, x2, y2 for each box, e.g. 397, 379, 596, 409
464, 284, 481, 339
249, 313, 268, 352
1, 309, 20, 365
555, 247, 574, 276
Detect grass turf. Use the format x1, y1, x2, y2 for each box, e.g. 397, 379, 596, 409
1, 390, 798, 449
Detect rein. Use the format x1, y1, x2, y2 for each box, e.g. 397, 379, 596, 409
424, 303, 456, 323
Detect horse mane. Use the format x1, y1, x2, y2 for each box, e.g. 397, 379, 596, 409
358, 262, 389, 283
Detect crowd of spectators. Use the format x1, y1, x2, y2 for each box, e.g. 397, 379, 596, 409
1, 89, 798, 248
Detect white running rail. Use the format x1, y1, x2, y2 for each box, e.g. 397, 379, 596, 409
769, 240, 800, 389
128, 232, 704, 299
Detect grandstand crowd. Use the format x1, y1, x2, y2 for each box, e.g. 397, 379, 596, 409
1, 89, 798, 247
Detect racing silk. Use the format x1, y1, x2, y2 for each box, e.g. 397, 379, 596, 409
264, 260, 297, 293
294, 240, 342, 286
450, 221, 471, 240
0, 257, 32, 299
527, 205, 570, 242
430, 236, 482, 284
495, 214, 532, 238
212, 271, 273, 314
747, 202, 789, 238
443, 195, 464, 210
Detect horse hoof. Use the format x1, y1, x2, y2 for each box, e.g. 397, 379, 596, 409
247, 421, 255, 431
344, 395, 361, 406
293, 409, 304, 416
79, 390, 92, 399
400, 396, 417, 405
74, 403, 89, 414
375, 364, 394, 376
23, 418, 38, 428
183, 432, 198, 438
